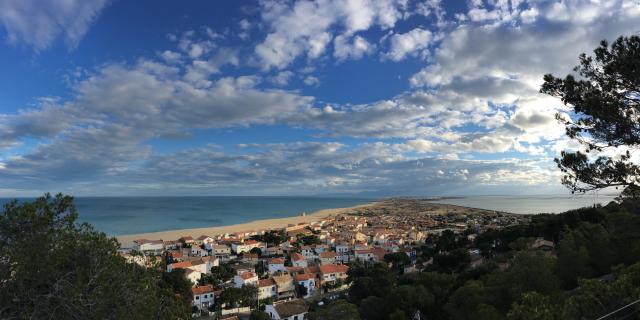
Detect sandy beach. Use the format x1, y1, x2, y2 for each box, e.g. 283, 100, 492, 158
116, 202, 377, 248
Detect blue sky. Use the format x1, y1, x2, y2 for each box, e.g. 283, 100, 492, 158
0, 0, 639, 197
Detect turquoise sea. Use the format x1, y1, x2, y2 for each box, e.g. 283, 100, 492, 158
0, 194, 619, 235
0, 196, 373, 236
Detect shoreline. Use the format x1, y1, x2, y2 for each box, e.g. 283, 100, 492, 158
116, 202, 378, 248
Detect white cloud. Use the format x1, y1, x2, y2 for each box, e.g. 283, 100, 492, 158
3, 0, 640, 196
254, 0, 408, 69
303, 76, 320, 86
333, 34, 374, 60
0, 0, 110, 50
270, 71, 295, 86
385, 28, 432, 61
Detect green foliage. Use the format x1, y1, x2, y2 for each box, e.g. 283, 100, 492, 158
444, 281, 503, 320
202, 263, 235, 285
507, 292, 559, 320
431, 248, 471, 273
359, 296, 389, 320
347, 262, 395, 304
309, 300, 361, 320
221, 285, 259, 308
388, 309, 406, 320
556, 222, 612, 288
251, 230, 288, 246
249, 247, 262, 257
540, 35, 640, 193
384, 252, 411, 270
0, 194, 190, 319
436, 229, 459, 251
220, 287, 243, 308
299, 234, 322, 246
249, 309, 272, 320
606, 211, 640, 265
561, 263, 640, 319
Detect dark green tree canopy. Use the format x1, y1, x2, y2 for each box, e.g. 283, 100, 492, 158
0, 194, 191, 319
541, 35, 640, 192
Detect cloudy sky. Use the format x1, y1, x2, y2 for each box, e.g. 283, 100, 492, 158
0, 0, 639, 197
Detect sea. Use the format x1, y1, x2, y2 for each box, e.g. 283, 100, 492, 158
428, 194, 618, 215
0, 194, 618, 236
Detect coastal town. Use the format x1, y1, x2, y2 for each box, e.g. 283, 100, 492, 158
120, 198, 531, 319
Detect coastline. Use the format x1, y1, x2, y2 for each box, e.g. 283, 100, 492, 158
116, 201, 378, 248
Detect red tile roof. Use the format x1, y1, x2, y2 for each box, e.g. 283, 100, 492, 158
319, 251, 338, 258
169, 261, 192, 269
292, 253, 305, 261
286, 266, 304, 273
319, 264, 349, 275
258, 278, 276, 287
294, 273, 314, 281
192, 285, 214, 295
239, 272, 257, 280
269, 258, 285, 264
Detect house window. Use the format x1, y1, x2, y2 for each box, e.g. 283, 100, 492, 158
195, 296, 199, 300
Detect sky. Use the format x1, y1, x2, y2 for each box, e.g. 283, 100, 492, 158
0, 0, 639, 197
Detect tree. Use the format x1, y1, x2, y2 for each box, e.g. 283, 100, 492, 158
540, 35, 640, 193
249, 310, 272, 320
561, 262, 640, 319
0, 194, 190, 319
309, 300, 361, 320
556, 222, 612, 288
444, 281, 496, 320
389, 309, 406, 320
384, 252, 411, 270
432, 248, 470, 273
220, 287, 243, 308
209, 263, 235, 283
507, 292, 559, 320
241, 284, 259, 308
250, 247, 262, 257
359, 296, 390, 320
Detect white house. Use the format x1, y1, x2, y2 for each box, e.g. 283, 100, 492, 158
132, 239, 164, 254
355, 249, 375, 262
268, 258, 286, 274
314, 244, 329, 253
319, 264, 349, 285
258, 278, 277, 300
318, 251, 338, 265
265, 299, 308, 320
191, 246, 209, 257
196, 235, 215, 246
291, 253, 307, 268
231, 240, 264, 254
185, 269, 203, 285
209, 244, 231, 257
335, 243, 350, 254
187, 260, 212, 274
234, 271, 259, 288
300, 246, 315, 259
294, 273, 316, 298
192, 285, 215, 310
167, 261, 193, 273
335, 244, 351, 264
